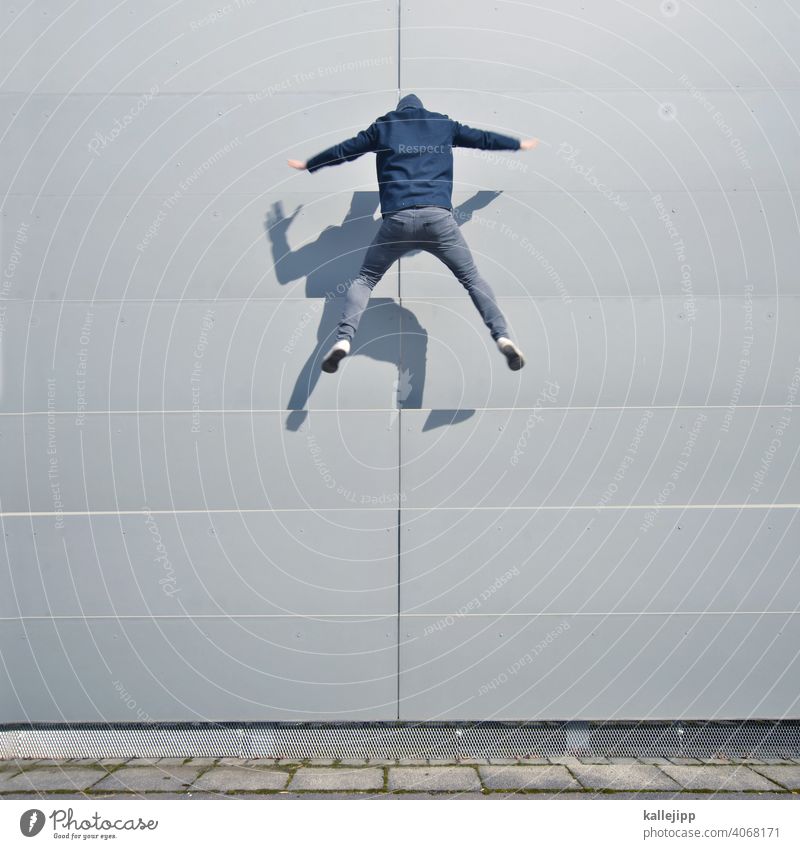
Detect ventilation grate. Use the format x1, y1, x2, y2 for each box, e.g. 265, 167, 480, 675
2, 721, 799, 760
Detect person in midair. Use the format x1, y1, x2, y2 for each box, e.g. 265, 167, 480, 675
287, 93, 538, 373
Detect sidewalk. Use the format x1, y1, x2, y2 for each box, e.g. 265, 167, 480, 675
2, 756, 799, 799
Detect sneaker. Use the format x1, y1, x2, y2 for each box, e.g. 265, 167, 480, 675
496, 337, 525, 371
321, 339, 350, 373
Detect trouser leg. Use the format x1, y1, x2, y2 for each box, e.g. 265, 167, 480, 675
337, 217, 407, 341
425, 211, 509, 340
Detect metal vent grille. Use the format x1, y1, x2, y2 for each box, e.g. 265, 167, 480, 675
2, 722, 798, 760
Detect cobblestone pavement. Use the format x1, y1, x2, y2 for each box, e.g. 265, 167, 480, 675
1, 757, 799, 798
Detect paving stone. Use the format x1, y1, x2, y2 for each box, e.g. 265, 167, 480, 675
39, 758, 127, 767
308, 758, 336, 766
192, 766, 289, 792
488, 758, 520, 765
0, 759, 35, 771
0, 792, 228, 800
479, 765, 582, 791
276, 792, 484, 800
571, 764, 682, 791
397, 758, 427, 765
366, 759, 396, 766
66, 758, 108, 765
5, 790, 797, 801
91, 766, 203, 792
185, 758, 219, 766
659, 764, 783, 792
548, 757, 582, 768
636, 757, 672, 764
6, 759, 56, 768
578, 757, 610, 764
0, 767, 107, 792
518, 757, 550, 764
668, 757, 703, 765
488, 792, 796, 801
338, 758, 369, 766
388, 767, 481, 792
289, 767, 384, 791
277, 759, 303, 766
748, 765, 800, 790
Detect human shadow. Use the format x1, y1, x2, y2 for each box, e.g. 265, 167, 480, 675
265, 190, 502, 432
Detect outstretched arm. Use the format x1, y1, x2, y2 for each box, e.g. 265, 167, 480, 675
452, 121, 538, 151
288, 123, 380, 172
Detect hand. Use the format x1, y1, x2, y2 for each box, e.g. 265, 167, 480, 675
287, 159, 307, 170
519, 138, 539, 151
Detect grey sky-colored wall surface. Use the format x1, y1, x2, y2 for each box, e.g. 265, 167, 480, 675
1, 1, 799, 722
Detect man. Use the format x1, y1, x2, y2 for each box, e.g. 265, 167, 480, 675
287, 93, 538, 373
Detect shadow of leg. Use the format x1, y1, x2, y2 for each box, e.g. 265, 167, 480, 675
285, 301, 339, 432
422, 409, 476, 431
398, 305, 428, 411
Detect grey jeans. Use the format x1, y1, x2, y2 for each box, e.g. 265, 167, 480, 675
336, 206, 509, 342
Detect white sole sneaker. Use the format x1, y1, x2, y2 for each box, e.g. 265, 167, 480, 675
497, 337, 525, 371
321, 340, 350, 373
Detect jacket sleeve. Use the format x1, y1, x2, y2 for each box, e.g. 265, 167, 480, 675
306, 123, 379, 172
452, 121, 520, 151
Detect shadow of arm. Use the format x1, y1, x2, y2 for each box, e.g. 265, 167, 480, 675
452, 190, 503, 226
264, 201, 315, 285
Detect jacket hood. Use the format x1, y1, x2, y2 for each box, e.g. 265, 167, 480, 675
397, 93, 424, 110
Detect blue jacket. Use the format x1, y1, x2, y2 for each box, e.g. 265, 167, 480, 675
306, 93, 521, 215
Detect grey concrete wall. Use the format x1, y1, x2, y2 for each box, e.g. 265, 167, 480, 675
1, 1, 798, 722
